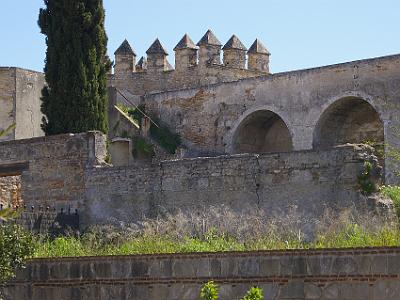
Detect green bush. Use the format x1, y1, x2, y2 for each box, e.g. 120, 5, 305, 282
358, 161, 375, 195
200, 281, 219, 300
242, 287, 264, 300
149, 117, 181, 154
132, 137, 154, 159
0, 224, 34, 283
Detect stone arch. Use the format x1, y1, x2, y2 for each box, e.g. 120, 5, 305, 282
232, 110, 293, 154
313, 97, 384, 149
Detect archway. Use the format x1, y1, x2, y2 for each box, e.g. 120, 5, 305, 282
313, 97, 384, 149
232, 110, 293, 154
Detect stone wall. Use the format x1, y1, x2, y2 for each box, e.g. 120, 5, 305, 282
84, 145, 377, 229
0, 132, 107, 211
110, 64, 265, 96
3, 247, 400, 300
0, 132, 383, 231
14, 68, 45, 140
0, 68, 45, 142
0, 175, 21, 208
0, 68, 16, 141
141, 54, 400, 184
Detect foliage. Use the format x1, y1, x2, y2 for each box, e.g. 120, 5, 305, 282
358, 161, 375, 195
381, 185, 400, 220
31, 223, 400, 258
242, 287, 264, 300
132, 137, 154, 159
0, 208, 22, 222
200, 281, 219, 300
0, 225, 35, 284
149, 116, 181, 154
115, 103, 182, 154
38, 0, 111, 135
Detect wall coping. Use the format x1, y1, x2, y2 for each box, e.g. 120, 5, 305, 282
28, 246, 400, 264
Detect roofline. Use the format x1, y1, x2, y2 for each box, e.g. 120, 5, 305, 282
146, 52, 400, 97
0, 66, 43, 74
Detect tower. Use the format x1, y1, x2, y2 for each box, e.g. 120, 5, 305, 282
114, 39, 136, 75
197, 30, 222, 66
248, 39, 270, 73
146, 39, 169, 72
222, 35, 247, 69
174, 34, 198, 70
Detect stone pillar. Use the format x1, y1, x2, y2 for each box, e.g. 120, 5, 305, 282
248, 39, 270, 73
222, 35, 247, 69
197, 30, 222, 66
174, 34, 198, 70
114, 39, 136, 75
146, 39, 169, 73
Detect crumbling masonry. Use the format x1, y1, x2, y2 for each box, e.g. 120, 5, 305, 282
0, 30, 399, 228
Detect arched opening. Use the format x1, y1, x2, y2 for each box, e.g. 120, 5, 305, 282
233, 110, 293, 154
313, 97, 384, 149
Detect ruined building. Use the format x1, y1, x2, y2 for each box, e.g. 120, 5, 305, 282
0, 30, 399, 229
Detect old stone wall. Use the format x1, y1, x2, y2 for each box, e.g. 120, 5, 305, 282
84, 145, 375, 229
3, 247, 400, 300
14, 68, 45, 140
0, 175, 21, 208
0, 68, 45, 142
0, 132, 107, 211
0, 68, 16, 141
141, 54, 400, 184
110, 64, 265, 95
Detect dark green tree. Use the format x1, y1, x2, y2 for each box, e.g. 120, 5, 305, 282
38, 0, 111, 135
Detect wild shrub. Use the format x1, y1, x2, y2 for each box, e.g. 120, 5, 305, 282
242, 287, 264, 300
200, 281, 219, 300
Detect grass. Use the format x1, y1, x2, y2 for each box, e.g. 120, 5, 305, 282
32, 224, 400, 258
381, 185, 400, 219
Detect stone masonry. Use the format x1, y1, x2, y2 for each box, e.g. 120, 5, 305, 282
0, 67, 45, 141
3, 247, 400, 300
0, 132, 385, 231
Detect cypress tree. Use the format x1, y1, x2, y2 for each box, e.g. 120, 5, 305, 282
38, 0, 111, 135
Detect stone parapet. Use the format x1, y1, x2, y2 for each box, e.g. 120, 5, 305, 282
3, 247, 400, 299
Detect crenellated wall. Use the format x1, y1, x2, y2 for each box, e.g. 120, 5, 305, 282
109, 31, 270, 95
3, 247, 400, 300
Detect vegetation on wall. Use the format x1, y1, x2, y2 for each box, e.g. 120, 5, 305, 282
358, 161, 375, 195
132, 137, 154, 159
149, 116, 182, 154
117, 103, 182, 154
38, 0, 111, 135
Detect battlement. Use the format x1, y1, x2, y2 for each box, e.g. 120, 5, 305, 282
110, 30, 270, 95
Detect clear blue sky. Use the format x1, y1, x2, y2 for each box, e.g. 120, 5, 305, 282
1, 0, 399, 73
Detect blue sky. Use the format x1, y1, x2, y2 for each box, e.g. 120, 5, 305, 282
0, 0, 399, 73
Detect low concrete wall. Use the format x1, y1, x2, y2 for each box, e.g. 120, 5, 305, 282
3, 247, 400, 300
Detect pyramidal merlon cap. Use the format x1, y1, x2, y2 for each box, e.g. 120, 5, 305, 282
248, 39, 270, 55
196, 29, 222, 47
146, 38, 168, 55
222, 35, 247, 51
136, 56, 147, 68
114, 39, 136, 56
174, 34, 198, 51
